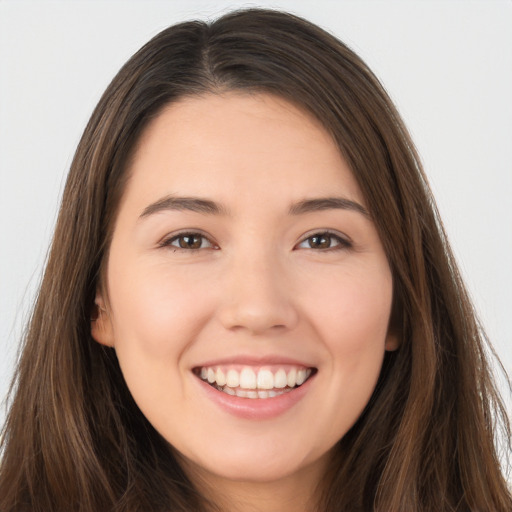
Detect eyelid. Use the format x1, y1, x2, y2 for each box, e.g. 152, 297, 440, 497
157, 228, 351, 251
158, 229, 218, 250
294, 229, 352, 250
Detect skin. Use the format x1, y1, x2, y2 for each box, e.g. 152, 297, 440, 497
92, 92, 398, 512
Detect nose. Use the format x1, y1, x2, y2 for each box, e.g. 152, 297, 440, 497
217, 251, 299, 335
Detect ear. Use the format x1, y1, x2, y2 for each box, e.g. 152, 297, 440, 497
385, 292, 402, 352
91, 292, 115, 347
385, 332, 400, 352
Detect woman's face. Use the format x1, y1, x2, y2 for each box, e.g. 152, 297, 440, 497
92, 92, 397, 486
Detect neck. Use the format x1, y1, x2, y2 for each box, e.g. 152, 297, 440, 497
182, 455, 328, 512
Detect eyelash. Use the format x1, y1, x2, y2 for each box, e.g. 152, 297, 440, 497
159, 230, 351, 252
296, 230, 352, 251
160, 231, 218, 251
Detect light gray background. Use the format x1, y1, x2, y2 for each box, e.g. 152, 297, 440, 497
1, 0, 511, 432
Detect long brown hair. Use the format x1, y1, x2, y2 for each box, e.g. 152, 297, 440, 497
1, 8, 510, 511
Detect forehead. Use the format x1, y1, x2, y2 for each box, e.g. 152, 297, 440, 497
123, 92, 364, 210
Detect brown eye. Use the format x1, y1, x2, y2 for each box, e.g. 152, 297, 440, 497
296, 232, 351, 251
166, 233, 214, 250
308, 234, 333, 249
179, 235, 202, 249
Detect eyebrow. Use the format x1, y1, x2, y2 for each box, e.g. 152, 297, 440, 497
139, 195, 229, 218
139, 195, 369, 219
288, 197, 370, 218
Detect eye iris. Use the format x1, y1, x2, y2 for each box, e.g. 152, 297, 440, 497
179, 235, 202, 249
309, 234, 331, 249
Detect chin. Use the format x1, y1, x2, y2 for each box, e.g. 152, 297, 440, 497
178, 441, 330, 487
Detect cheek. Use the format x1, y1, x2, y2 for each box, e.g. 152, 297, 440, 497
106, 262, 215, 426
308, 267, 393, 351
306, 272, 392, 436
308, 266, 391, 382
108, 261, 213, 359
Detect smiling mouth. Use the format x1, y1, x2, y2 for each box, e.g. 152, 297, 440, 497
194, 365, 316, 399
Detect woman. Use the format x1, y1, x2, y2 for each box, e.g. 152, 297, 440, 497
0, 8, 510, 512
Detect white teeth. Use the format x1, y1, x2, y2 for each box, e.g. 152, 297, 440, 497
296, 369, 307, 385
257, 369, 274, 389
226, 369, 239, 388
287, 368, 297, 387
239, 367, 257, 389
216, 368, 226, 386
274, 369, 287, 388
199, 365, 314, 397
223, 386, 235, 396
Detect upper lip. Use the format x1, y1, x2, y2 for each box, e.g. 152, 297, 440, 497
193, 355, 316, 369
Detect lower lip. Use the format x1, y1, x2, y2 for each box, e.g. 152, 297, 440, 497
195, 374, 314, 420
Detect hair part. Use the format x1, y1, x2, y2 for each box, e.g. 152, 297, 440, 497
1, 8, 510, 511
